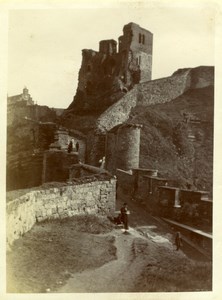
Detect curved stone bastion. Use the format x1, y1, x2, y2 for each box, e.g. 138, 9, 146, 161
6, 176, 116, 248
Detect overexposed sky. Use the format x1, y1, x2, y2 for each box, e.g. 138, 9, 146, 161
7, 2, 215, 108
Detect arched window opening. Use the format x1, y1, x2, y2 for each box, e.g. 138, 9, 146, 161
139, 33, 142, 44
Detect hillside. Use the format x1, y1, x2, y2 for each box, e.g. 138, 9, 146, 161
128, 85, 214, 193
7, 204, 211, 293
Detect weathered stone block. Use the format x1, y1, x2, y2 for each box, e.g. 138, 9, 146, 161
47, 209, 52, 216
36, 210, 43, 218
58, 207, 63, 214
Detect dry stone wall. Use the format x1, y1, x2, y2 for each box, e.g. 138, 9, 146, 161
6, 178, 116, 247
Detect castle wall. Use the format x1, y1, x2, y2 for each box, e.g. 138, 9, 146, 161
7, 104, 57, 127
173, 66, 214, 89
69, 163, 110, 180
132, 168, 159, 202
137, 72, 190, 106
6, 177, 116, 247
42, 150, 79, 184
96, 86, 138, 132
96, 72, 191, 133
86, 132, 106, 166
6, 153, 44, 191
50, 129, 86, 162
96, 66, 214, 135
116, 169, 134, 198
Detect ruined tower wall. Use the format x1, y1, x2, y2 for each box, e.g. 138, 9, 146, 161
116, 125, 141, 171
67, 23, 153, 114
119, 22, 153, 84
105, 124, 142, 173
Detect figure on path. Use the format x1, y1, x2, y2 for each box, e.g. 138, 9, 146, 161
120, 203, 130, 233
175, 231, 182, 251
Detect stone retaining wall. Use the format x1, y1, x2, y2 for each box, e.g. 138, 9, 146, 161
6, 178, 116, 247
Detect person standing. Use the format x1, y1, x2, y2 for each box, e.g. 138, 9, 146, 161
76, 141, 79, 152
99, 156, 106, 169
67, 140, 73, 153
175, 231, 182, 251
120, 203, 130, 233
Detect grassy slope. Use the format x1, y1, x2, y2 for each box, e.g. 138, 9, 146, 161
7, 213, 212, 293
128, 86, 214, 192
7, 215, 116, 293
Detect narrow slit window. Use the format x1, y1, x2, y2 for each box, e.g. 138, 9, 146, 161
142, 34, 145, 44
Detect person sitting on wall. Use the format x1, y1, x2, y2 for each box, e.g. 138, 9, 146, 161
120, 203, 130, 233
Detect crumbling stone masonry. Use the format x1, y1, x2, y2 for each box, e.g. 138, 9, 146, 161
105, 123, 142, 173
68, 22, 153, 114
6, 177, 116, 247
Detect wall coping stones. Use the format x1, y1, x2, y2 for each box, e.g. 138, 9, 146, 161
144, 175, 167, 181
132, 168, 158, 172
158, 186, 180, 190
69, 163, 111, 175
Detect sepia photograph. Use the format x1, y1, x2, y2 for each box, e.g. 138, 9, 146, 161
1, 0, 222, 298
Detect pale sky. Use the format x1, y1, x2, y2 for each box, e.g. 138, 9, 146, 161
7, 2, 215, 108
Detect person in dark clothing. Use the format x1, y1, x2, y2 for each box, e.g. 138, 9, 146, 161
67, 140, 73, 153
120, 203, 130, 233
76, 141, 79, 152
175, 231, 182, 250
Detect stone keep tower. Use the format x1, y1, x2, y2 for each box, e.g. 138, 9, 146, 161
118, 22, 153, 85
68, 22, 153, 114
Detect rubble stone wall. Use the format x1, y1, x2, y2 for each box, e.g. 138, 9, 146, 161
6, 178, 116, 246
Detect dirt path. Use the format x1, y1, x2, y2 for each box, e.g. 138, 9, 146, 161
58, 226, 171, 293
7, 213, 211, 293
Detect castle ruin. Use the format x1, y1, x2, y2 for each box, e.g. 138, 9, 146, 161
6, 23, 213, 253
68, 22, 153, 114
